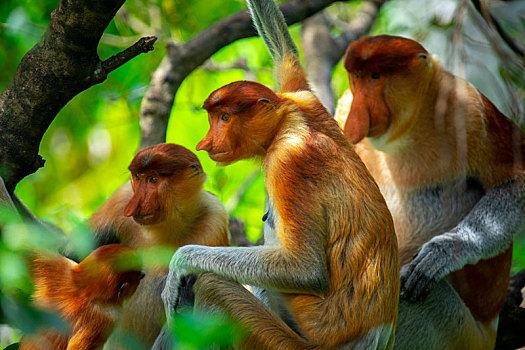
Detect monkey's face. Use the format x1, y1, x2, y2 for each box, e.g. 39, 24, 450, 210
343, 35, 431, 144
125, 173, 165, 225
125, 143, 207, 225
196, 112, 244, 165
199, 81, 281, 164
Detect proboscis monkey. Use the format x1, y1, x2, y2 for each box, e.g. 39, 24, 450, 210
88, 143, 229, 348
153, 2, 399, 349
20, 244, 144, 350
335, 34, 525, 349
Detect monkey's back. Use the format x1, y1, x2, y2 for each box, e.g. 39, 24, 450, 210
265, 100, 399, 346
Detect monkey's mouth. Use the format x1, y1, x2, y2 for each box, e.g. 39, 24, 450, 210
133, 213, 155, 225
208, 151, 230, 161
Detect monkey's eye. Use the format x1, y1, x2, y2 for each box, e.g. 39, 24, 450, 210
149, 177, 158, 184
190, 164, 200, 171
418, 53, 428, 59
371, 72, 380, 80
220, 114, 231, 122
134, 173, 140, 181
117, 282, 129, 298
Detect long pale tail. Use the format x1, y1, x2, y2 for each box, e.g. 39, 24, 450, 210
245, 0, 309, 93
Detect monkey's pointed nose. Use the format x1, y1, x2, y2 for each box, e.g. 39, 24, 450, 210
196, 138, 210, 152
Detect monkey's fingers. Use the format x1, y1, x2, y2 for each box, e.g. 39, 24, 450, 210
401, 235, 462, 301
400, 252, 442, 301
400, 263, 436, 301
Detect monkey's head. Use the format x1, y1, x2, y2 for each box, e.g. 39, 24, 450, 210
124, 143, 207, 225
198, 81, 281, 165
343, 35, 434, 145
72, 244, 144, 306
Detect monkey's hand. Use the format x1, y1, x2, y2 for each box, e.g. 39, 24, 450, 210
400, 234, 465, 301
161, 262, 190, 324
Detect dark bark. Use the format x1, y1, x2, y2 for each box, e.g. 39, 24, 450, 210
0, 0, 157, 192
496, 269, 525, 349
139, 0, 347, 149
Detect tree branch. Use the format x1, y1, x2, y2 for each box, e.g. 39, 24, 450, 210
139, 0, 347, 149
0, 0, 157, 192
302, 0, 385, 113
101, 36, 157, 76
471, 0, 525, 61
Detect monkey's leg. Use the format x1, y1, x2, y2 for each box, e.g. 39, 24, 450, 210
193, 273, 318, 350
395, 279, 496, 350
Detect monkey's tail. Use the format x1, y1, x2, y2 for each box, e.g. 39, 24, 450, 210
245, 0, 309, 93
245, 0, 298, 63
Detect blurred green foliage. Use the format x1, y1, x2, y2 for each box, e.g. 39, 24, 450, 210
165, 310, 245, 349
1, 0, 524, 348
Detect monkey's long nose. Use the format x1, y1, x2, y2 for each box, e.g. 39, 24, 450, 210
196, 135, 212, 152
123, 193, 141, 217
344, 95, 370, 144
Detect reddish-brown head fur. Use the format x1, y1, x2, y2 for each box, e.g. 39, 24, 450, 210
198, 81, 283, 164
24, 244, 143, 350
72, 244, 144, 305
343, 35, 431, 143
344, 35, 428, 75
124, 143, 206, 225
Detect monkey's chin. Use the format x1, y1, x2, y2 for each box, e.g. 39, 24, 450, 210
208, 151, 234, 164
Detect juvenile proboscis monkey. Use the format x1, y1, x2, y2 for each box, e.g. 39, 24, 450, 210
153, 1, 399, 349
88, 143, 229, 348
20, 244, 144, 350
335, 35, 525, 349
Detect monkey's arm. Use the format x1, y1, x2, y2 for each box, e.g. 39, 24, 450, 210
162, 237, 329, 319
401, 179, 525, 300
167, 244, 328, 294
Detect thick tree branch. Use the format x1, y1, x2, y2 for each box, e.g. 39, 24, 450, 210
139, 0, 346, 149
302, 0, 385, 113
0, 0, 156, 192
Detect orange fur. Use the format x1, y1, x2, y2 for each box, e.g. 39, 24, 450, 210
196, 53, 399, 348
336, 35, 524, 347
89, 143, 229, 348
20, 245, 143, 350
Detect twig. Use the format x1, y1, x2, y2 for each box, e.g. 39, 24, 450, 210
101, 36, 157, 75
471, 0, 525, 61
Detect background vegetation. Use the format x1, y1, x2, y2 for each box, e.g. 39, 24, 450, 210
0, 0, 524, 348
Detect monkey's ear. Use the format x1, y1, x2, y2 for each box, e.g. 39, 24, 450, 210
258, 97, 275, 108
